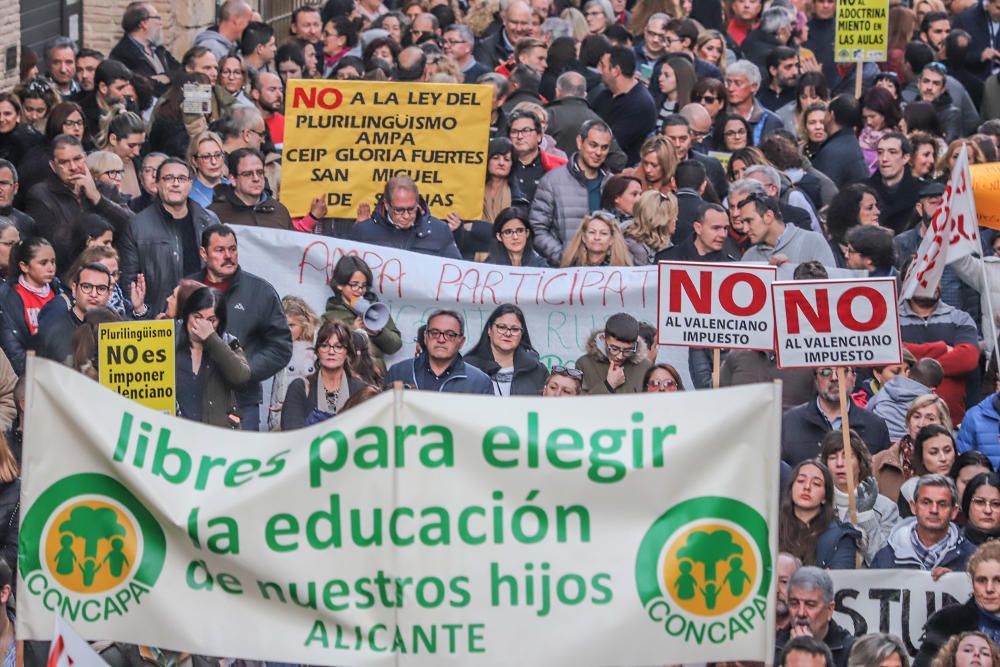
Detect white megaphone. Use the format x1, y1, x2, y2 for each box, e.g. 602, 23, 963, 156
354, 297, 390, 331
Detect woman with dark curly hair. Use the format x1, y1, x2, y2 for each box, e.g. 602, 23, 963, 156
825, 183, 881, 267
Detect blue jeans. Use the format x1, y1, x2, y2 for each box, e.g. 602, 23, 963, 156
240, 403, 261, 431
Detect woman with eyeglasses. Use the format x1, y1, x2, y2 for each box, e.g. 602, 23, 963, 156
642, 363, 683, 393
561, 211, 633, 267
175, 286, 250, 428
583, 0, 613, 34
85, 151, 131, 209
322, 255, 401, 375
961, 473, 1000, 546
216, 54, 254, 113
690, 78, 727, 127
487, 206, 547, 267
465, 304, 547, 396
819, 430, 898, 564
715, 114, 752, 153
282, 320, 371, 429
15, 101, 91, 197
186, 131, 227, 209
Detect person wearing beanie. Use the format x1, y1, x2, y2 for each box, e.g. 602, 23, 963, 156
574, 312, 653, 394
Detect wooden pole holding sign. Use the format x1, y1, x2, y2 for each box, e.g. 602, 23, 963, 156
712, 348, 721, 389
855, 62, 864, 100
836, 367, 858, 525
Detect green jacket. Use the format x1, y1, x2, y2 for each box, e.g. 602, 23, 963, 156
322, 295, 402, 372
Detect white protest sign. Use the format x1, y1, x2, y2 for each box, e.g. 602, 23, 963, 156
771, 278, 902, 369
657, 262, 776, 350
19, 358, 781, 665
830, 570, 970, 655
235, 226, 692, 384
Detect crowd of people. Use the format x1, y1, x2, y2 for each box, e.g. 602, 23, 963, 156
5, 0, 1000, 663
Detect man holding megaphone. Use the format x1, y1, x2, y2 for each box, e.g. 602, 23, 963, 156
322, 255, 403, 374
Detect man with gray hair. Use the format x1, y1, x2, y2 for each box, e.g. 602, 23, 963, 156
474, 0, 535, 69
634, 13, 670, 70
45, 37, 79, 100
546, 72, 627, 171
443, 24, 488, 83
872, 473, 976, 572
740, 6, 795, 76
725, 60, 783, 145
350, 176, 461, 259
744, 164, 818, 233
385, 309, 493, 394
775, 566, 854, 667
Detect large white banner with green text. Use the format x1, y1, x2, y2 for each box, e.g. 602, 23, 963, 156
18, 359, 781, 665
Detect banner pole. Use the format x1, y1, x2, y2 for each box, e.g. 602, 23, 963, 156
837, 367, 858, 525
712, 348, 721, 389
837, 366, 862, 567
981, 259, 1000, 390
854, 61, 864, 99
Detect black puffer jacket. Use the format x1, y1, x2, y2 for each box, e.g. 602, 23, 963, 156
349, 196, 461, 259
119, 200, 219, 315
913, 598, 978, 667
187, 266, 292, 406
464, 345, 548, 396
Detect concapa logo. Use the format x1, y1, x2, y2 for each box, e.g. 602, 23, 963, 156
635, 497, 771, 645
20, 473, 165, 623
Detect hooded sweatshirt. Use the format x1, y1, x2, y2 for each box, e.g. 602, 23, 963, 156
865, 376, 931, 441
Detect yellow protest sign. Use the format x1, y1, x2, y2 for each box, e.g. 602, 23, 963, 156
280, 80, 492, 219
970, 163, 1000, 230
98, 320, 175, 414
834, 0, 888, 63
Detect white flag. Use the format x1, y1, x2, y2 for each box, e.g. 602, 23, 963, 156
900, 144, 981, 300
47, 616, 109, 667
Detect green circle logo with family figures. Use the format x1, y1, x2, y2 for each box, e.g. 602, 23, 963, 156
635, 497, 772, 645
19, 473, 166, 622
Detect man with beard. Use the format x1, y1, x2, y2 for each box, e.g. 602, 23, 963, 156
899, 284, 980, 424
110, 1, 179, 95
780, 366, 890, 465
188, 224, 292, 431
79, 60, 134, 139
251, 72, 284, 152
757, 46, 798, 112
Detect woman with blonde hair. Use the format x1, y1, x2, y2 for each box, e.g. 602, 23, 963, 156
695, 30, 727, 75
936, 139, 987, 176
561, 211, 632, 267
269, 295, 320, 430
931, 632, 1000, 667
187, 130, 226, 209
872, 393, 953, 501
560, 8, 590, 41
629, 135, 677, 195
624, 190, 677, 265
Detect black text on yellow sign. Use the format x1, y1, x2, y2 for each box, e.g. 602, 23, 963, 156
834, 0, 888, 63
98, 320, 175, 414
280, 80, 492, 219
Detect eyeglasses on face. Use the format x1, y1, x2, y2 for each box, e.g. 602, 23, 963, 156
606, 342, 636, 356
159, 174, 191, 184
78, 282, 110, 295
426, 328, 461, 341
816, 368, 856, 377
318, 342, 347, 352
493, 323, 522, 336
500, 227, 528, 238
648, 379, 677, 389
